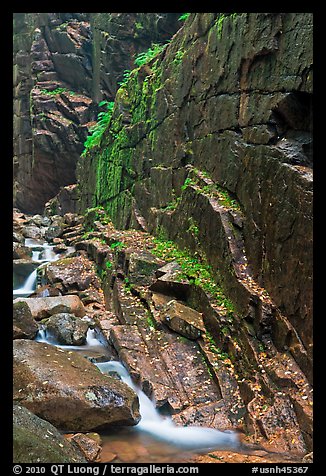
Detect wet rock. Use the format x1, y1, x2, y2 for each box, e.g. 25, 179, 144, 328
13, 404, 87, 463
45, 312, 89, 345
13, 242, 32, 260
79, 287, 104, 305
44, 255, 100, 292
45, 185, 80, 217
110, 325, 223, 414
63, 212, 82, 227
13, 339, 140, 431
162, 299, 205, 340
53, 243, 68, 253
13, 301, 39, 340
112, 278, 148, 325
13, 295, 86, 320
65, 433, 101, 462
29, 214, 44, 226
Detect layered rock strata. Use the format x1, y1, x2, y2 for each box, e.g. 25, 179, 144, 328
77, 13, 313, 385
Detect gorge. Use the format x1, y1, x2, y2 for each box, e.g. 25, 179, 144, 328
13, 12, 313, 465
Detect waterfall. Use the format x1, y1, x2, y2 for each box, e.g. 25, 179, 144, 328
13, 238, 75, 297
35, 326, 240, 452
96, 361, 240, 451
13, 269, 37, 296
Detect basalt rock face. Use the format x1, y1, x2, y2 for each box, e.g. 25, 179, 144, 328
77, 13, 313, 382
13, 13, 182, 214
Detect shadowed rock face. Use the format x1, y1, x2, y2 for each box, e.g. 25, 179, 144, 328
13, 339, 140, 431
77, 13, 313, 381
13, 404, 87, 463
13, 301, 39, 340
13, 13, 182, 214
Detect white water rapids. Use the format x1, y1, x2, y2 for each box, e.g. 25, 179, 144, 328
35, 328, 240, 453
13, 238, 74, 297
96, 360, 239, 451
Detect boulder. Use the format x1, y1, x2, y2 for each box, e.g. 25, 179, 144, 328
13, 404, 87, 463
13, 301, 39, 340
44, 255, 100, 292
29, 284, 62, 298
45, 312, 89, 345
64, 433, 101, 462
13, 242, 32, 260
162, 300, 205, 340
45, 223, 65, 241
13, 295, 86, 320
13, 339, 140, 431
22, 225, 45, 239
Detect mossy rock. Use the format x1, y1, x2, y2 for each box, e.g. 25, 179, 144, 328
13, 404, 87, 463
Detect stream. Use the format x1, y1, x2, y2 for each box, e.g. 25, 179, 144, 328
14, 236, 241, 462
13, 238, 74, 298
35, 327, 240, 463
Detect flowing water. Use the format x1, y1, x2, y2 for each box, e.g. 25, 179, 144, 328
13, 238, 74, 298
34, 328, 240, 463
18, 233, 240, 462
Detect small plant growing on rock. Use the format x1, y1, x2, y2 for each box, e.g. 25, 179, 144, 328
82, 101, 115, 154
178, 13, 190, 21
134, 43, 166, 67
110, 241, 126, 251
105, 260, 113, 270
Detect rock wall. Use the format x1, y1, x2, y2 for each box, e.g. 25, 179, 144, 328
13, 12, 182, 214
77, 13, 313, 381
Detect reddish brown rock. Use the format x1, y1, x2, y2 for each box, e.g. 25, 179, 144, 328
13, 339, 140, 431
161, 299, 205, 340
43, 255, 100, 292
13, 301, 39, 340
14, 295, 86, 320
65, 433, 102, 462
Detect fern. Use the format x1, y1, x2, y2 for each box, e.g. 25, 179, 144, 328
134, 43, 165, 67
82, 101, 115, 154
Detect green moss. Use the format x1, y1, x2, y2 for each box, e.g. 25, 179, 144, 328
173, 49, 185, 65
215, 13, 238, 39
145, 310, 157, 330
216, 14, 227, 39
110, 241, 126, 251
40, 87, 68, 96
105, 260, 113, 269
181, 170, 241, 211
151, 238, 235, 318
